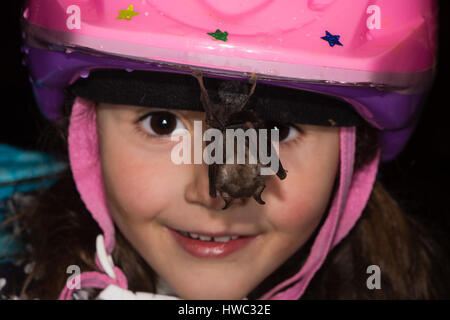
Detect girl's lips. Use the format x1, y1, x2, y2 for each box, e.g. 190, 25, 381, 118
168, 228, 259, 258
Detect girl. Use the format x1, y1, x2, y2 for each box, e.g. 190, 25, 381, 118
1, 0, 448, 299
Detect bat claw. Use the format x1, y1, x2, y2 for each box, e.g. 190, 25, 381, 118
222, 198, 233, 210
253, 184, 266, 205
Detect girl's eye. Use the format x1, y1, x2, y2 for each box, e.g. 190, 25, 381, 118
139, 111, 188, 137
266, 121, 302, 143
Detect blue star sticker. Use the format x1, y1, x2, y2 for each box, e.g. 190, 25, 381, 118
321, 31, 343, 47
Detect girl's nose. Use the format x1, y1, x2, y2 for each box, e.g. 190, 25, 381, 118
184, 163, 225, 210
184, 163, 245, 211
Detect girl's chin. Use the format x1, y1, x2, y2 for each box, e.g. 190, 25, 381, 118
156, 267, 265, 300
175, 286, 251, 300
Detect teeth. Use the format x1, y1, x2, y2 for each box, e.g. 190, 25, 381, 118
199, 235, 212, 241
214, 236, 232, 243
179, 231, 240, 242
189, 233, 200, 239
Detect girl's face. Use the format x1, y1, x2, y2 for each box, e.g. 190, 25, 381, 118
96, 102, 340, 299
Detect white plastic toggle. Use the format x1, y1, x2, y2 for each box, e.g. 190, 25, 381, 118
95, 234, 117, 280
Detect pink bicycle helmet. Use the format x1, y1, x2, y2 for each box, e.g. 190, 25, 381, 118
21, 0, 438, 300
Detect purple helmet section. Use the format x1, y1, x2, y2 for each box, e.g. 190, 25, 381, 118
26, 47, 425, 162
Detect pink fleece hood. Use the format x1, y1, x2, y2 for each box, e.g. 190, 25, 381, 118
60, 96, 380, 299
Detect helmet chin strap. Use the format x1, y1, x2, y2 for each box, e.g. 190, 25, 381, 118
261, 127, 380, 300
60, 97, 127, 299
62, 97, 379, 300
67, 97, 116, 254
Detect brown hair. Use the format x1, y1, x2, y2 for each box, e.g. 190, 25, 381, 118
2, 102, 449, 299
302, 179, 450, 299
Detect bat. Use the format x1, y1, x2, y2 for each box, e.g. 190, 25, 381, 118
192, 70, 287, 210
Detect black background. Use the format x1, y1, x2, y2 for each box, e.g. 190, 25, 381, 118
1, 2, 449, 246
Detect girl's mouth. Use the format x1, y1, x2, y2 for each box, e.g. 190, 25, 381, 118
168, 228, 259, 258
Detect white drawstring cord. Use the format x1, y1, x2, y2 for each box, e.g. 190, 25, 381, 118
94, 235, 180, 300
95, 234, 117, 280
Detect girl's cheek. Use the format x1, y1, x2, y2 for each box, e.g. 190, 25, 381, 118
266, 179, 328, 235
267, 132, 339, 231
103, 166, 162, 221
99, 132, 183, 223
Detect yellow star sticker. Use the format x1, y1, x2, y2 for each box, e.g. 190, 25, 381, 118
117, 5, 140, 21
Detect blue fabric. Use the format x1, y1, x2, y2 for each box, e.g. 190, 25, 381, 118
0, 144, 67, 263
